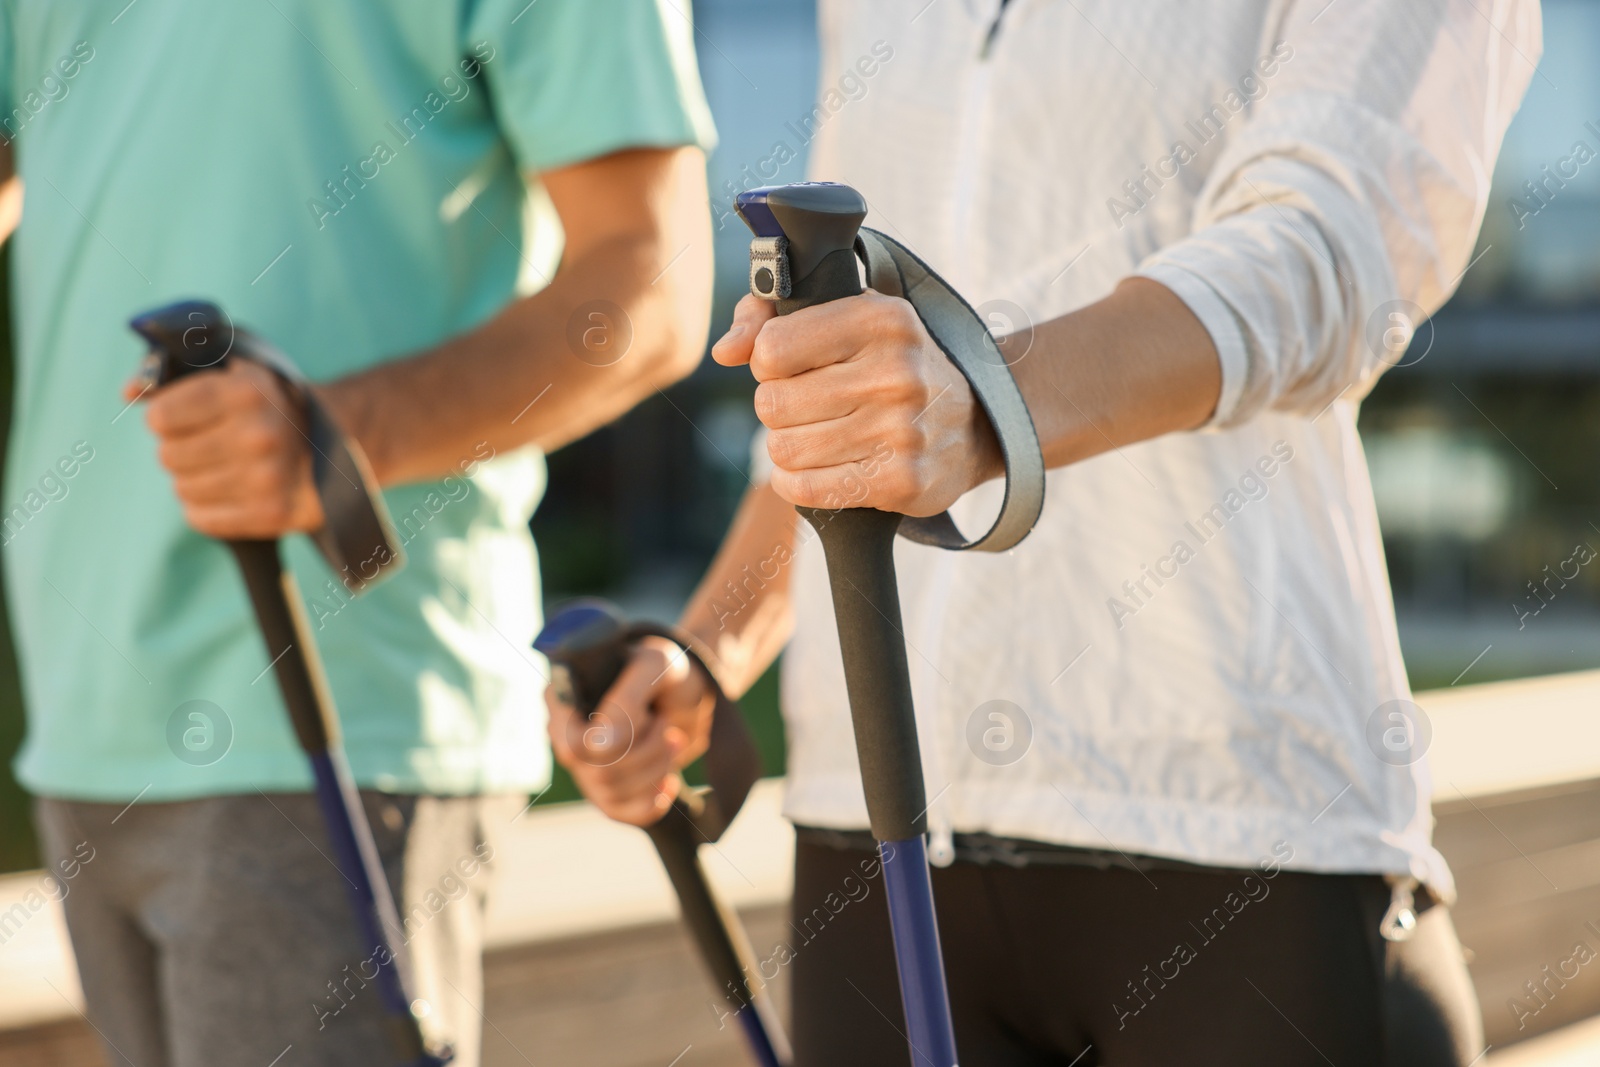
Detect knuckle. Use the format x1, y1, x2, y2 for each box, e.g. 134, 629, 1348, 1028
772, 467, 810, 509
902, 365, 935, 404
766, 429, 797, 470
752, 381, 782, 426
889, 419, 925, 460
880, 298, 921, 344
749, 322, 789, 381
156, 441, 181, 472
246, 423, 283, 458
634, 644, 666, 674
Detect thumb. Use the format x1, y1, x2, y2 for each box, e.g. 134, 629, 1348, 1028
711, 294, 777, 368
122, 375, 154, 403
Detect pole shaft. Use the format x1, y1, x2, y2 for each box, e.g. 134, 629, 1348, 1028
881, 838, 958, 1066
230, 541, 436, 1065
646, 812, 788, 1067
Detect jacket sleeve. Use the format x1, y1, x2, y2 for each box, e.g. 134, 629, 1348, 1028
1135, 0, 1542, 427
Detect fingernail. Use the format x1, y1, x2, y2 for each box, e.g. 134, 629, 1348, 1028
713, 323, 746, 350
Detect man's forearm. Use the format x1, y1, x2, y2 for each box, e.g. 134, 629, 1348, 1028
677, 482, 798, 699
324, 149, 712, 486
1011, 276, 1222, 472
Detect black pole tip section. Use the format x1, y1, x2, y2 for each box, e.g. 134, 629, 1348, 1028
796, 507, 927, 842
129, 299, 238, 386
532, 600, 786, 1052
227, 540, 335, 755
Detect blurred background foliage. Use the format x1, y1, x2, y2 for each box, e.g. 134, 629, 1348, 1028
0, 0, 1597, 869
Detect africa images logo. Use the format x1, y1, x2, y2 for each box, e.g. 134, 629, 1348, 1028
165, 700, 234, 767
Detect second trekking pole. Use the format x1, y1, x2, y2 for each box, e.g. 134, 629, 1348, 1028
535, 599, 790, 1067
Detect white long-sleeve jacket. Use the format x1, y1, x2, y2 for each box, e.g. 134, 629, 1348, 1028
772, 0, 1540, 897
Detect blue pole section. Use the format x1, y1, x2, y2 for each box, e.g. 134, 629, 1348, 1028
881, 838, 959, 1066
735, 1006, 788, 1067
307, 748, 448, 1066
307, 750, 415, 1020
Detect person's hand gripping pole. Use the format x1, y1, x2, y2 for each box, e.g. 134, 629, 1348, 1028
131, 301, 451, 1067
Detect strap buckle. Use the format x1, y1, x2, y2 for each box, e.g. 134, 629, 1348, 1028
748, 236, 792, 301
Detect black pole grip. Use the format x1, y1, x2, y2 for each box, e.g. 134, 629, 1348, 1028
130, 300, 237, 385
131, 303, 337, 758
794, 510, 923, 843
539, 600, 634, 714
229, 540, 338, 755
741, 185, 929, 844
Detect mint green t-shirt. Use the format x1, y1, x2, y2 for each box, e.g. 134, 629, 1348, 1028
0, 0, 714, 802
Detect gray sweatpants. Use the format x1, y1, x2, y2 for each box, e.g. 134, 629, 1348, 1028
35, 790, 522, 1067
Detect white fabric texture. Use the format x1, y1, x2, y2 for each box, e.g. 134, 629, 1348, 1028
777, 0, 1539, 898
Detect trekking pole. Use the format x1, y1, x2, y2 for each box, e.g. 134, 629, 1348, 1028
131, 301, 451, 1067
536, 599, 791, 1067
735, 183, 1046, 1067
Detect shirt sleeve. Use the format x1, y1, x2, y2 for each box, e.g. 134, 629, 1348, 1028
464, 0, 717, 174
1136, 0, 1541, 428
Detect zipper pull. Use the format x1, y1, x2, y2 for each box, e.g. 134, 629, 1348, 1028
979, 0, 1009, 59
979, 22, 1000, 60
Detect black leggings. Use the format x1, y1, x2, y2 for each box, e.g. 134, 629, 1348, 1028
788, 836, 1482, 1066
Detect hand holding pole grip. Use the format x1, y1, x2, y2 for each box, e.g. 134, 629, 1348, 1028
737, 181, 1042, 1067
131, 301, 447, 1067
735, 184, 929, 845
130, 302, 338, 754
535, 600, 790, 1067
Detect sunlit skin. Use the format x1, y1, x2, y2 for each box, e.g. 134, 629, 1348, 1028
544, 635, 716, 827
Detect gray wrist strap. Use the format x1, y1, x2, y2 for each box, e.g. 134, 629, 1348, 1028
855, 227, 1045, 552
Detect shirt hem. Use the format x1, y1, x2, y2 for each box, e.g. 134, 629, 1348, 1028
781, 773, 1456, 900
17, 750, 551, 804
